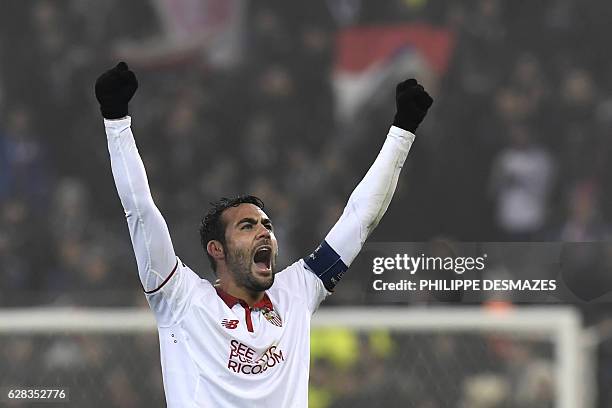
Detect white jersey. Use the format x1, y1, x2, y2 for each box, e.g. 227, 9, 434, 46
104, 117, 415, 407
148, 258, 327, 407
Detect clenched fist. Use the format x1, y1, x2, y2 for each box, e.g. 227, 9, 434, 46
95, 62, 138, 119
392, 78, 433, 133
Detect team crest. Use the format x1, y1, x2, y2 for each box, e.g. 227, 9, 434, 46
262, 308, 283, 327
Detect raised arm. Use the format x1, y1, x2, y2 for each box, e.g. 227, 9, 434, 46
96, 62, 178, 293
304, 79, 433, 291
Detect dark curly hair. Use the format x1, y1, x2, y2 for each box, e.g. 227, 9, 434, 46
199, 195, 265, 274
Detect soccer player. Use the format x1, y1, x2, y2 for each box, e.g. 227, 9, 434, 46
95, 62, 432, 407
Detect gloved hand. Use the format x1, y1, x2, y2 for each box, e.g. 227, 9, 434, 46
392, 78, 433, 133
95, 62, 138, 119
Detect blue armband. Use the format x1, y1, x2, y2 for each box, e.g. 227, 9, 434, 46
303, 240, 348, 291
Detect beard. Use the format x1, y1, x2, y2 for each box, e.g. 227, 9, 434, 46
225, 243, 275, 292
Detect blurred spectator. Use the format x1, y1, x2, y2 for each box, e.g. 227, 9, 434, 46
556, 180, 610, 241
0, 107, 51, 205
489, 124, 555, 240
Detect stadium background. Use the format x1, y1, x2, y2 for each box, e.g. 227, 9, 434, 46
1, 0, 611, 407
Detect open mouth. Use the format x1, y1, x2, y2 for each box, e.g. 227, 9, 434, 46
253, 246, 272, 272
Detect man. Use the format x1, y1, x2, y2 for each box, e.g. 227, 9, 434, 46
96, 62, 432, 407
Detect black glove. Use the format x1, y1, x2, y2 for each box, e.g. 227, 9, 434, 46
95, 62, 138, 119
392, 78, 433, 133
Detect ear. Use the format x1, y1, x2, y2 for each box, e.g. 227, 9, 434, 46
207, 240, 225, 261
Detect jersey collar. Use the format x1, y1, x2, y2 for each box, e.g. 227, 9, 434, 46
215, 287, 274, 311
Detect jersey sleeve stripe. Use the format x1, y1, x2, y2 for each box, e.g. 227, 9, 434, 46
143, 259, 179, 294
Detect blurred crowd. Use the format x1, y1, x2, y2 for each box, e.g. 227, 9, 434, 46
1, 0, 612, 406
2, 0, 611, 305
2, 0, 612, 302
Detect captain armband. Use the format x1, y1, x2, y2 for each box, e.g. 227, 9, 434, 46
303, 241, 348, 291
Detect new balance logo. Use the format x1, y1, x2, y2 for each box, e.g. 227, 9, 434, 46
221, 319, 239, 329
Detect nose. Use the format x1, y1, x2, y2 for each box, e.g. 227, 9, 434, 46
256, 223, 271, 240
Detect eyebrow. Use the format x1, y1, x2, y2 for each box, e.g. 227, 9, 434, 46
235, 217, 273, 227
236, 217, 257, 226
